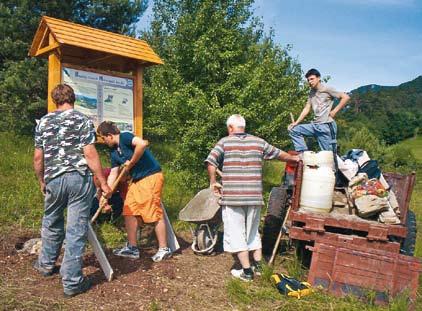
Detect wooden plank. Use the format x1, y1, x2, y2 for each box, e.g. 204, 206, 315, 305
290, 211, 407, 238
35, 42, 60, 57
46, 23, 163, 63
37, 26, 50, 52
134, 65, 143, 137
28, 20, 47, 56
45, 17, 154, 47
51, 28, 159, 56
62, 63, 135, 80
55, 36, 162, 64
47, 34, 61, 113
61, 54, 135, 74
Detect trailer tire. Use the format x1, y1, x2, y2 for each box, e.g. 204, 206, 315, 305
267, 186, 289, 218
262, 187, 288, 257
401, 210, 417, 256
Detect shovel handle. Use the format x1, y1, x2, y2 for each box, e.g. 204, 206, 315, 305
290, 112, 295, 123
269, 206, 291, 265
91, 166, 129, 223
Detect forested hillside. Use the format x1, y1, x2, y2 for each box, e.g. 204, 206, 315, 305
340, 76, 422, 145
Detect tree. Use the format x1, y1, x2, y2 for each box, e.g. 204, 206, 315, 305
142, 0, 307, 186
0, 0, 147, 133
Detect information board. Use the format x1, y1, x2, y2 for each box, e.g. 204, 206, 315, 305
62, 66, 134, 131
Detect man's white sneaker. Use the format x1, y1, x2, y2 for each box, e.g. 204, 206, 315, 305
231, 269, 253, 282
152, 247, 172, 262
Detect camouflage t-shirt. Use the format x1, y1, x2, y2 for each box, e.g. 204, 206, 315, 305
34, 109, 96, 184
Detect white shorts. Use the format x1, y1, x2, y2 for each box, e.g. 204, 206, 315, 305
222, 205, 262, 253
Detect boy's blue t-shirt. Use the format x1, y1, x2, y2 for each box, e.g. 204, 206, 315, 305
110, 132, 161, 181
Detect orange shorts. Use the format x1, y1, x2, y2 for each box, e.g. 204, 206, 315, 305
123, 172, 164, 223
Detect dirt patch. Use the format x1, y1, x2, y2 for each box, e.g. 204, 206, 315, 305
0, 229, 238, 310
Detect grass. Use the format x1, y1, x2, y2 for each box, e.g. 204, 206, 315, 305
400, 136, 422, 257
0, 132, 421, 310
225, 262, 412, 311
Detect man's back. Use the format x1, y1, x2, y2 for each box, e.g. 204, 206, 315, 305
206, 133, 281, 206
35, 109, 95, 183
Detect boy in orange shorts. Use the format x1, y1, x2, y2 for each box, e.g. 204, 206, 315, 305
97, 121, 171, 262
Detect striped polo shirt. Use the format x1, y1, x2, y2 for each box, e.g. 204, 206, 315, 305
205, 133, 281, 206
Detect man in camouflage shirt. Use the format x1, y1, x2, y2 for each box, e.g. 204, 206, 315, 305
33, 84, 111, 297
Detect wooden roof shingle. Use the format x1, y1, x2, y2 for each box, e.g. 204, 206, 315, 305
29, 16, 163, 66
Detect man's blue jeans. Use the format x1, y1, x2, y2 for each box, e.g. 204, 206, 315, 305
37, 171, 95, 293
289, 121, 337, 152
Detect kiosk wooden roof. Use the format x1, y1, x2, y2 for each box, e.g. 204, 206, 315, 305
29, 16, 163, 73
29, 16, 163, 137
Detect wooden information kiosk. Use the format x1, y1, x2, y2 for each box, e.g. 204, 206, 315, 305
29, 16, 163, 137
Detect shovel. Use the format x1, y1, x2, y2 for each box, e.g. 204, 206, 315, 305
91, 166, 128, 223
88, 165, 128, 282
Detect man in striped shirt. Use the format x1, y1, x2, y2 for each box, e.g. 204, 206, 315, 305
206, 114, 299, 281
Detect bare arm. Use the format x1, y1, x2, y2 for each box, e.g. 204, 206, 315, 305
107, 167, 119, 188
83, 144, 111, 196
33, 148, 45, 194
278, 150, 300, 163
288, 102, 311, 130
330, 93, 350, 118
207, 164, 217, 186
207, 164, 222, 196
125, 137, 149, 170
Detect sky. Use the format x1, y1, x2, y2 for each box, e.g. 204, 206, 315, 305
138, 0, 422, 92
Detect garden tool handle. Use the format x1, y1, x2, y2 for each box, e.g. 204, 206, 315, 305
290, 112, 295, 123
91, 166, 129, 223
269, 206, 291, 265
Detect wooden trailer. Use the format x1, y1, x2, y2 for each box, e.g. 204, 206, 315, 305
265, 161, 421, 306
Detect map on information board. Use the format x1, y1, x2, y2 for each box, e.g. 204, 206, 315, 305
62, 67, 134, 131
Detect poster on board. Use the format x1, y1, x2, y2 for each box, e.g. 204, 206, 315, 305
62, 67, 134, 132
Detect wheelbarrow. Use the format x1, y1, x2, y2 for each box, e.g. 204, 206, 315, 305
179, 188, 221, 255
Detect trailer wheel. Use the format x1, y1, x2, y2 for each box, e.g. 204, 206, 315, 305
401, 210, 417, 256
262, 187, 289, 257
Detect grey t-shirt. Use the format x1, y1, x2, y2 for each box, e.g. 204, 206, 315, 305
308, 84, 342, 123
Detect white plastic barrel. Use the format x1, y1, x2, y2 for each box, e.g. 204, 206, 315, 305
302, 150, 333, 168
300, 151, 335, 213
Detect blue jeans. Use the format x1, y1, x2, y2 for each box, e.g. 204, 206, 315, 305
37, 171, 95, 293
289, 121, 337, 152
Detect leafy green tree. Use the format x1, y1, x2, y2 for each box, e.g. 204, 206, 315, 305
143, 0, 307, 186
0, 0, 147, 133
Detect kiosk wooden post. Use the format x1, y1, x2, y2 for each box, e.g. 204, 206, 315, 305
47, 34, 61, 113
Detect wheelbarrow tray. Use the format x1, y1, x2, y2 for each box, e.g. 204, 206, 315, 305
179, 188, 221, 223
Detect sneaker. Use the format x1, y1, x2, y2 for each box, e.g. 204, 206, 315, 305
151, 247, 172, 262
231, 269, 253, 282
33, 260, 59, 277
113, 243, 140, 259
63, 277, 92, 298
252, 262, 263, 276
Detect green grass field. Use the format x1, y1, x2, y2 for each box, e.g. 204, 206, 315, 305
0, 132, 420, 310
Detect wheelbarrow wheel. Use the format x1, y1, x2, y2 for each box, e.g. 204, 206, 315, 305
197, 226, 213, 253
